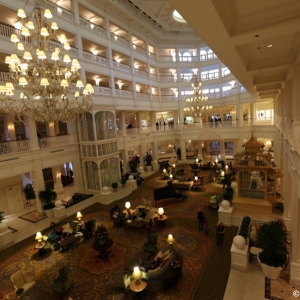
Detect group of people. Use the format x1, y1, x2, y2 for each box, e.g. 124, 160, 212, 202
197, 210, 226, 246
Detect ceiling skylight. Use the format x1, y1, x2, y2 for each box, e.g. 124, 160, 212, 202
173, 10, 186, 23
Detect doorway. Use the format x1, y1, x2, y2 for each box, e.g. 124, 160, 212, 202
7, 185, 23, 214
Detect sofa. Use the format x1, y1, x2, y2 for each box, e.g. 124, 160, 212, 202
125, 246, 178, 292
43, 221, 79, 251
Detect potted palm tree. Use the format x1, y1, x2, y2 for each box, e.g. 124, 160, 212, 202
23, 184, 36, 205
255, 220, 288, 279
38, 190, 57, 217
111, 182, 119, 191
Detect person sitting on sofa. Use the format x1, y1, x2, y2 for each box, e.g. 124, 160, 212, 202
141, 257, 162, 272
48, 229, 61, 243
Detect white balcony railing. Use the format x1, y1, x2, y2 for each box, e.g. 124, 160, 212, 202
79, 17, 106, 37
83, 51, 109, 67
110, 33, 129, 47
0, 140, 30, 155
112, 61, 131, 73
115, 89, 133, 98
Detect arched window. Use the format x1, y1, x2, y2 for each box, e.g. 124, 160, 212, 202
181, 52, 191, 62
95, 111, 116, 140
84, 161, 99, 190
200, 50, 207, 61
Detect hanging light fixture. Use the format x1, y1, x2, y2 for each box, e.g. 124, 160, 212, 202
0, 0, 93, 122
183, 77, 212, 120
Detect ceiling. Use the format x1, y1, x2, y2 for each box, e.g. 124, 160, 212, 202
88, 0, 300, 101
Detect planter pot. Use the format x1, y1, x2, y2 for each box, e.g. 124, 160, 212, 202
145, 165, 152, 171
44, 209, 54, 218
258, 256, 284, 279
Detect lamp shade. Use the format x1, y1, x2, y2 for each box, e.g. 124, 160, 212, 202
10, 34, 19, 43
21, 27, 30, 37
194, 176, 198, 181
17, 8, 26, 18
19, 77, 28, 86
5, 82, 14, 90
76, 212, 83, 220
40, 27, 49, 36
35, 232, 43, 242
158, 207, 164, 216
60, 79, 69, 87
27, 21, 34, 29
38, 51, 47, 60
51, 52, 59, 61
59, 34, 67, 44
125, 202, 131, 209
44, 9, 53, 19
64, 42, 71, 50
76, 80, 84, 88
5, 56, 11, 64
167, 234, 175, 245
132, 266, 142, 283
23, 52, 33, 60
17, 42, 24, 51
40, 78, 50, 86
63, 54, 71, 63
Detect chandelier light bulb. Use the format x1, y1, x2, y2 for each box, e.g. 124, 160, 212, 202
21, 27, 30, 37
5, 56, 11, 64
51, 52, 59, 61
76, 80, 84, 88
37, 51, 47, 60
60, 79, 69, 87
74, 91, 80, 97
10, 54, 19, 63
63, 54, 71, 63
44, 9, 53, 19
55, 47, 60, 54
10, 34, 19, 43
63, 42, 71, 50
23, 52, 32, 60
27, 21, 34, 29
85, 84, 94, 93
40, 78, 50, 86
83, 89, 89, 95
17, 8, 26, 18
19, 77, 28, 86
14, 22, 23, 30
51, 22, 58, 30
17, 42, 24, 51
59, 34, 67, 44
5, 82, 14, 90
40, 27, 49, 36
71, 66, 76, 72
72, 59, 81, 68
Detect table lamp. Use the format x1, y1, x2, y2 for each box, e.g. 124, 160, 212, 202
125, 202, 131, 210
194, 176, 198, 182
76, 211, 83, 221
172, 164, 176, 168
169, 174, 173, 181
167, 234, 175, 245
196, 158, 199, 163
35, 232, 43, 245
158, 207, 164, 218
225, 164, 229, 171
132, 266, 142, 285
221, 170, 225, 177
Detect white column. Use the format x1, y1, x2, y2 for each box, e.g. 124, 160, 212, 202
293, 64, 300, 153
32, 160, 45, 213
24, 118, 39, 150
72, 156, 84, 192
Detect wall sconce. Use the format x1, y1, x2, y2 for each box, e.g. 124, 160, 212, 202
167, 234, 175, 245
8, 124, 14, 131
90, 23, 95, 29
95, 78, 101, 86
76, 212, 83, 221
92, 49, 98, 55
49, 122, 54, 128
158, 207, 164, 218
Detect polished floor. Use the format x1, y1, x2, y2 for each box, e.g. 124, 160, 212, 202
1, 174, 298, 300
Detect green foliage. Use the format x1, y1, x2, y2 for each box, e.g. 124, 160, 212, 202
111, 182, 119, 189
128, 160, 138, 172
38, 190, 57, 210
256, 221, 288, 267
275, 202, 284, 214
120, 177, 127, 185
238, 216, 252, 239
223, 186, 234, 201
23, 184, 36, 200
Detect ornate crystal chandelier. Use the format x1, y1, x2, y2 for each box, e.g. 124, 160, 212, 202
183, 77, 212, 118
0, 0, 93, 122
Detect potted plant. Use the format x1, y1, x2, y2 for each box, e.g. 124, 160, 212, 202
255, 220, 288, 279
275, 202, 284, 215
0, 211, 7, 233
120, 177, 127, 187
23, 184, 36, 205
128, 160, 138, 173
145, 152, 153, 171
111, 182, 119, 191
38, 189, 57, 217
0, 211, 4, 223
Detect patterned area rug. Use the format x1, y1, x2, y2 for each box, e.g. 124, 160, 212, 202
0, 169, 225, 300
18, 210, 46, 223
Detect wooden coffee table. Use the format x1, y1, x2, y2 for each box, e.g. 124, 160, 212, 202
156, 214, 168, 227
60, 235, 81, 252
34, 241, 47, 256
92, 238, 113, 260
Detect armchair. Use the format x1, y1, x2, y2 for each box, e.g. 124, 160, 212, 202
143, 233, 158, 254
51, 266, 72, 298
10, 270, 36, 297
111, 272, 130, 292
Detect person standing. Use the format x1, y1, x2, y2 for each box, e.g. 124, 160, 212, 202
197, 210, 205, 231
215, 222, 225, 246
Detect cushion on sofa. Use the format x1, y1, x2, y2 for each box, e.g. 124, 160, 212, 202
162, 250, 170, 259
62, 223, 73, 234
148, 266, 161, 273
163, 252, 172, 261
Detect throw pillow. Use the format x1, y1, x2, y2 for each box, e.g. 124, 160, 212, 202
154, 251, 162, 261
62, 223, 73, 234
163, 253, 172, 261
148, 266, 161, 273
162, 250, 170, 259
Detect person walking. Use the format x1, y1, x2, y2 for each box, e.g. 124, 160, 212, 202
215, 222, 225, 246
197, 210, 205, 231
204, 219, 210, 237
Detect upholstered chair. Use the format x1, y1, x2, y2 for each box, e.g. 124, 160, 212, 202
111, 272, 131, 292
10, 270, 36, 296
52, 266, 73, 299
